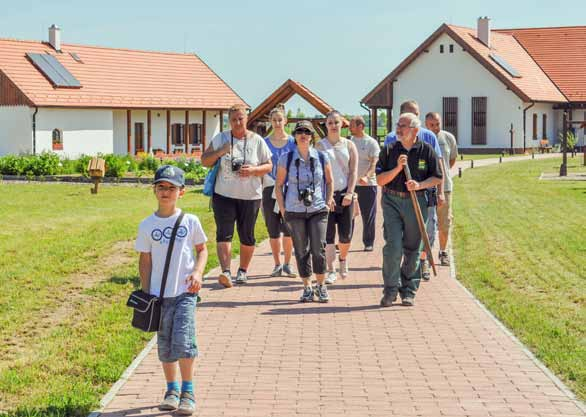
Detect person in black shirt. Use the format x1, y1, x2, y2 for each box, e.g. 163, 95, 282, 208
376, 113, 442, 307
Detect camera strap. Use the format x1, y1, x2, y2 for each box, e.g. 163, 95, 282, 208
231, 132, 247, 165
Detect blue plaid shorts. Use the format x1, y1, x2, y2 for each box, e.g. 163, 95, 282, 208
157, 292, 198, 362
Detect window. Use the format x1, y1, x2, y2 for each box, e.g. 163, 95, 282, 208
52, 128, 63, 150
134, 122, 144, 153
542, 114, 547, 139
442, 97, 458, 140
171, 123, 184, 146
440, 45, 444, 53
190, 123, 202, 146
471, 97, 487, 145
449, 44, 454, 53
532, 114, 538, 140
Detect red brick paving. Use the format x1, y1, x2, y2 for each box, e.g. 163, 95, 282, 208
100, 154, 584, 417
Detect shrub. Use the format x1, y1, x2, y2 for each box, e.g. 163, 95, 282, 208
137, 155, 161, 173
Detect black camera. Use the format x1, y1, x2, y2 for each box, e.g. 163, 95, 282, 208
298, 188, 314, 207
231, 158, 244, 172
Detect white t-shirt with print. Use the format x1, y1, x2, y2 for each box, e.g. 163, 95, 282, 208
350, 134, 380, 186
135, 210, 207, 298
208, 130, 272, 200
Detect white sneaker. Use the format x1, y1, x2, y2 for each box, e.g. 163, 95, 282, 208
270, 264, 282, 277
339, 259, 349, 279
325, 270, 337, 284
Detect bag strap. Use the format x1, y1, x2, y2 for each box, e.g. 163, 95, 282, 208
158, 211, 185, 298
283, 150, 294, 198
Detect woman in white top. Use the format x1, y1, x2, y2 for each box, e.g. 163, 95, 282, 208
315, 110, 358, 284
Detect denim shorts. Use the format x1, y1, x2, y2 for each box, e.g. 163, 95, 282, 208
157, 293, 198, 363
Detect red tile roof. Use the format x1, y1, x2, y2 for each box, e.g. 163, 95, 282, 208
0, 38, 247, 109
363, 23, 583, 106
495, 26, 586, 102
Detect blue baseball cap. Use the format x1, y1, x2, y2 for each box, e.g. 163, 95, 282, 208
153, 165, 185, 187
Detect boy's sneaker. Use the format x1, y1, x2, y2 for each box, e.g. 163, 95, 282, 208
401, 296, 415, 307
439, 251, 450, 266
316, 284, 330, 303
299, 286, 314, 302
364, 245, 374, 252
218, 271, 233, 288
325, 270, 337, 284
159, 390, 180, 411
420, 260, 431, 281
235, 269, 248, 284
282, 264, 297, 277
270, 264, 282, 277
339, 259, 349, 279
177, 391, 196, 415
380, 293, 397, 308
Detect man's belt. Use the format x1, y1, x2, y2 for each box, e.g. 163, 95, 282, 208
383, 188, 426, 199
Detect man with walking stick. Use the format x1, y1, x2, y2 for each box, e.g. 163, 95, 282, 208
376, 113, 442, 307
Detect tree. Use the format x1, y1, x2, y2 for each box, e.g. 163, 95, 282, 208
295, 108, 305, 118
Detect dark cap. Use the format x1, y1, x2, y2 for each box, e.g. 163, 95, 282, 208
153, 165, 185, 187
292, 120, 315, 134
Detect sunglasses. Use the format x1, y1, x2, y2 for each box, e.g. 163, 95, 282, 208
295, 129, 312, 135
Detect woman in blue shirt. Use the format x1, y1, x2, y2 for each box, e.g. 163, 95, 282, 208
262, 106, 297, 278
275, 121, 335, 303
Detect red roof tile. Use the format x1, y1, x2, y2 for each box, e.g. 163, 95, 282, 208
0, 38, 247, 109
496, 26, 586, 102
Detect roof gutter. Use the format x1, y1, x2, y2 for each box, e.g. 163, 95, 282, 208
523, 102, 535, 152
32, 106, 39, 155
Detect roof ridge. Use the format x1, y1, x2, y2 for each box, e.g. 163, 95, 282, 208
495, 25, 586, 31
0, 37, 201, 57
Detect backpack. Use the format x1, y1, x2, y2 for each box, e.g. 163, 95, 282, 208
283, 150, 326, 200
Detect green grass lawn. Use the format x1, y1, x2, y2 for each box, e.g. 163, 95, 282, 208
0, 183, 267, 416
452, 157, 586, 401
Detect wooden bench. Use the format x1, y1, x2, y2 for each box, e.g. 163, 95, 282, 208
539, 139, 552, 154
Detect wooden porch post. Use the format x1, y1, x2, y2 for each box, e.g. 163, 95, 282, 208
371, 108, 378, 141
219, 110, 224, 132
166, 110, 171, 154
185, 110, 190, 153
202, 110, 207, 150
386, 108, 392, 135
126, 110, 132, 155
147, 110, 152, 153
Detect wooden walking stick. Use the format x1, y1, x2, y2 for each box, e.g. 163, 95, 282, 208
403, 163, 437, 277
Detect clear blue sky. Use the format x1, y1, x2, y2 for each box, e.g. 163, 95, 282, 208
2, 0, 584, 115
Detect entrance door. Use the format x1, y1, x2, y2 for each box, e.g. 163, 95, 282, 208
135, 122, 144, 154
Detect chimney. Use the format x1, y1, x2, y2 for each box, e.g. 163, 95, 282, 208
49, 24, 61, 52
477, 17, 491, 48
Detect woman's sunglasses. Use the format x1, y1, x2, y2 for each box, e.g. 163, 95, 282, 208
294, 129, 312, 135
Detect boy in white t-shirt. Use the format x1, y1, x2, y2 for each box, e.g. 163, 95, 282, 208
135, 165, 208, 415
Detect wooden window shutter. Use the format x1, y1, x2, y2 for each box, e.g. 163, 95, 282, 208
532, 114, 538, 140
442, 97, 458, 141
542, 114, 547, 139
471, 97, 487, 145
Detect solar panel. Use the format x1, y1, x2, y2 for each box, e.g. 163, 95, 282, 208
27, 53, 82, 88
489, 53, 522, 78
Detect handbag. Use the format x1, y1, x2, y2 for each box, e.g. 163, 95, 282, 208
127, 211, 185, 332
202, 161, 219, 197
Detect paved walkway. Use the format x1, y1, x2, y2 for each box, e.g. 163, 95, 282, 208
98, 153, 584, 417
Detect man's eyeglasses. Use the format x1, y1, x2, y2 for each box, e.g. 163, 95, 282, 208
295, 129, 312, 135
396, 123, 412, 129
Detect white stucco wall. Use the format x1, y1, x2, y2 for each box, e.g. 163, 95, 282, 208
113, 109, 222, 155
36, 108, 113, 157
393, 33, 526, 150
0, 106, 32, 155
525, 103, 556, 148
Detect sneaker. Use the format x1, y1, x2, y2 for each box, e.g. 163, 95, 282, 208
159, 390, 180, 411
439, 251, 450, 266
177, 391, 196, 415
380, 293, 397, 308
339, 259, 349, 279
235, 269, 248, 284
325, 270, 337, 285
270, 264, 282, 277
299, 286, 314, 302
401, 296, 415, 307
218, 271, 233, 288
364, 245, 374, 252
420, 260, 430, 281
316, 284, 330, 303
282, 264, 297, 277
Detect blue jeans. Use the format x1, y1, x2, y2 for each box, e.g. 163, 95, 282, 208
158, 293, 198, 363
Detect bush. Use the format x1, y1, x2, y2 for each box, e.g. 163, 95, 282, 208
76, 155, 92, 176
138, 155, 161, 172
0, 152, 61, 176
101, 154, 127, 178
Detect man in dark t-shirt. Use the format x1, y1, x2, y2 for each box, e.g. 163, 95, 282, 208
376, 113, 442, 307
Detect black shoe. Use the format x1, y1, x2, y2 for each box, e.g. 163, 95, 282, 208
380, 293, 396, 307
439, 251, 450, 266
420, 260, 431, 281
299, 286, 315, 302
364, 245, 374, 252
